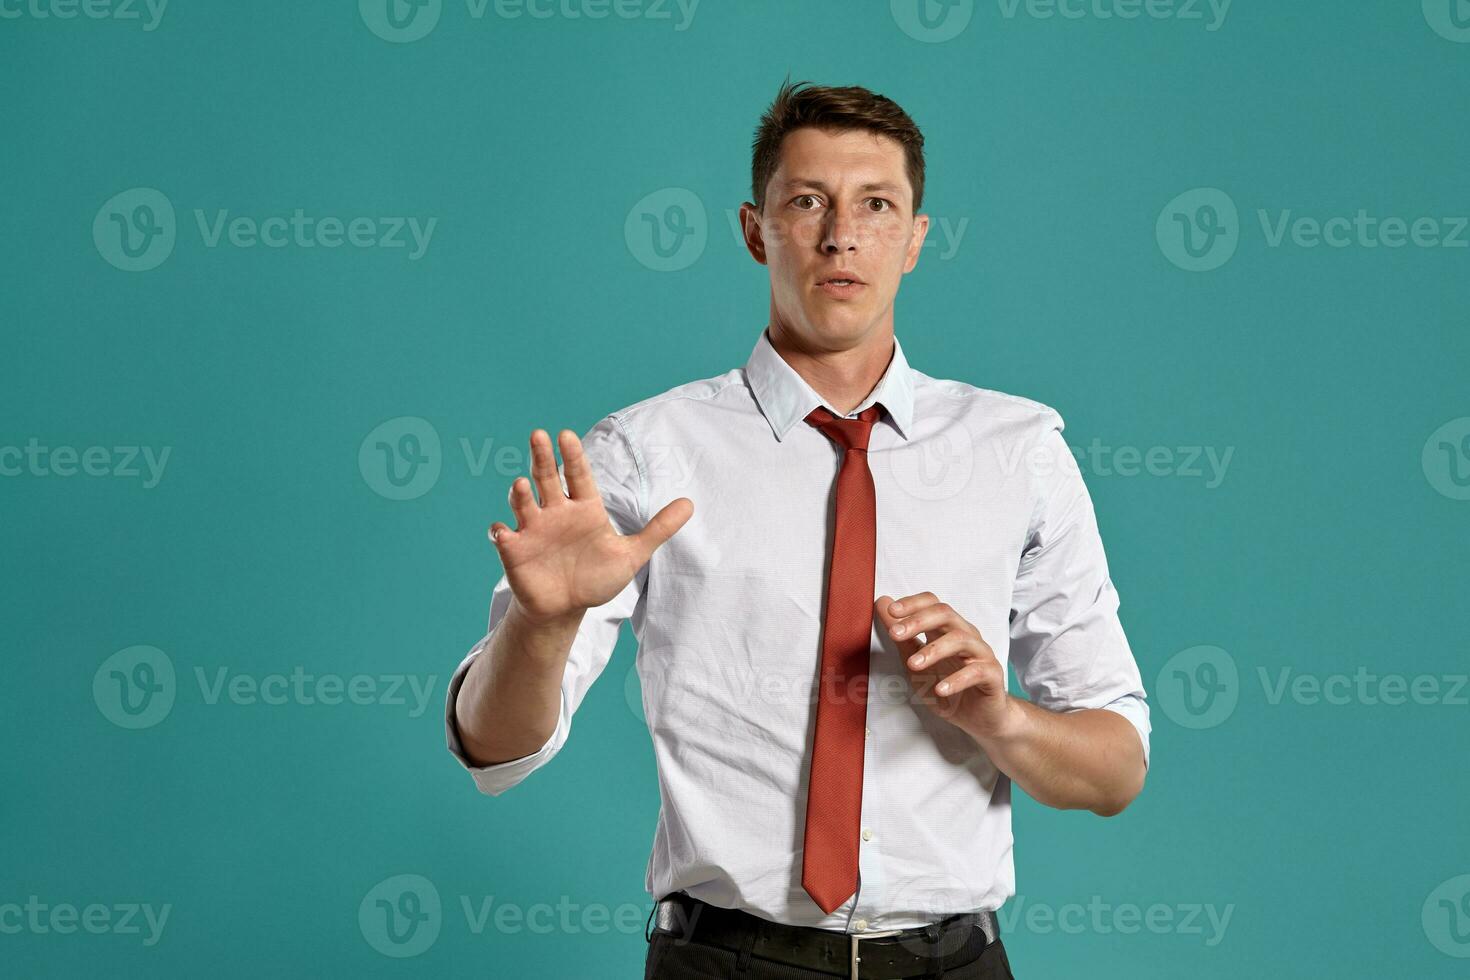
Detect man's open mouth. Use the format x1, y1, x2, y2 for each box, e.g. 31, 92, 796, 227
817, 275, 866, 296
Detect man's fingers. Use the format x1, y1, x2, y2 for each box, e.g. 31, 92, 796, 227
887, 592, 939, 618
886, 602, 965, 644
902, 630, 969, 671
875, 596, 923, 656
934, 659, 1002, 698
558, 429, 599, 501
508, 475, 538, 529
528, 429, 568, 508
633, 497, 694, 557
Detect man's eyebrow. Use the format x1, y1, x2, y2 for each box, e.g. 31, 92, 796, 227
779, 178, 905, 194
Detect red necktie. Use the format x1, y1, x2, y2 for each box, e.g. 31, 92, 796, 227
801, 403, 882, 915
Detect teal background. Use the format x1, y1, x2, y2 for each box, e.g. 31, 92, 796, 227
3, 0, 1468, 976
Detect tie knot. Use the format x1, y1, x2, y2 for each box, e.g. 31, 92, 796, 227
804, 404, 882, 453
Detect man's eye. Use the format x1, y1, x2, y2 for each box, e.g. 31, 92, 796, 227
793, 194, 828, 210
867, 198, 892, 213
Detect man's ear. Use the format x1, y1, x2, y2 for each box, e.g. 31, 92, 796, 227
739, 201, 768, 266
902, 212, 931, 273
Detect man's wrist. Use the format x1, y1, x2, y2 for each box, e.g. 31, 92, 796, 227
965, 695, 1031, 750
507, 595, 587, 635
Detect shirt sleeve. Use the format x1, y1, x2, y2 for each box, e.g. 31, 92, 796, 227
1007, 413, 1151, 769
444, 413, 648, 795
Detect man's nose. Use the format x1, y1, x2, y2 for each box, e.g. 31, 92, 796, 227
821, 210, 860, 252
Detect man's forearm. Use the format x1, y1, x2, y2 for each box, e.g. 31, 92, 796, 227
972, 698, 1147, 816
454, 598, 585, 767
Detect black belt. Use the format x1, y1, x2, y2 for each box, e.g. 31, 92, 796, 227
648, 891, 1001, 980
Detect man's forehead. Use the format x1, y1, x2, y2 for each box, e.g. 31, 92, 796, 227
772, 130, 906, 187
778, 129, 904, 165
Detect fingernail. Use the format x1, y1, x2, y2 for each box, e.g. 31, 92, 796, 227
909, 655, 923, 668
893, 624, 906, 636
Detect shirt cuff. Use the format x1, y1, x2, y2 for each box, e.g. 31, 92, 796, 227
1096, 693, 1151, 770
444, 636, 567, 796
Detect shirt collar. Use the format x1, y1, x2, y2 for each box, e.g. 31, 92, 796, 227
744, 326, 914, 443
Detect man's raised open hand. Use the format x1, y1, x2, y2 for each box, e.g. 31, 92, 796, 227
488, 428, 693, 626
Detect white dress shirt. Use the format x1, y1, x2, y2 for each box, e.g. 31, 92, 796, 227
446, 326, 1151, 932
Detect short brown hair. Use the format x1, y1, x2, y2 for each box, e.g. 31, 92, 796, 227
750, 77, 926, 215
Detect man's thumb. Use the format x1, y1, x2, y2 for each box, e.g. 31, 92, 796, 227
634, 497, 694, 555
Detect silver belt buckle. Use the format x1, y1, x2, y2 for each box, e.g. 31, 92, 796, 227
656, 896, 698, 942
849, 927, 905, 980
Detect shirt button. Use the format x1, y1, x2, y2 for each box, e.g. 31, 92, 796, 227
854, 919, 868, 931
865, 727, 871, 739
861, 828, 872, 841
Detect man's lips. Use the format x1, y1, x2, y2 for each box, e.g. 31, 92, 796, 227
816, 279, 865, 298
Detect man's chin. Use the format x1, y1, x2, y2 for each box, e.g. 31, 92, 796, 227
806, 306, 872, 334
783, 316, 878, 352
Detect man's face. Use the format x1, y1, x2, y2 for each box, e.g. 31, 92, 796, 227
741, 126, 929, 348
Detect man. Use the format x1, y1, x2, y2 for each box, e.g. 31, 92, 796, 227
446, 79, 1150, 979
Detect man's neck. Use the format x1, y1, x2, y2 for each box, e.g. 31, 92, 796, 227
766, 322, 895, 417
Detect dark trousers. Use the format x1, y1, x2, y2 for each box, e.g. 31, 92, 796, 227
645, 924, 1017, 979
